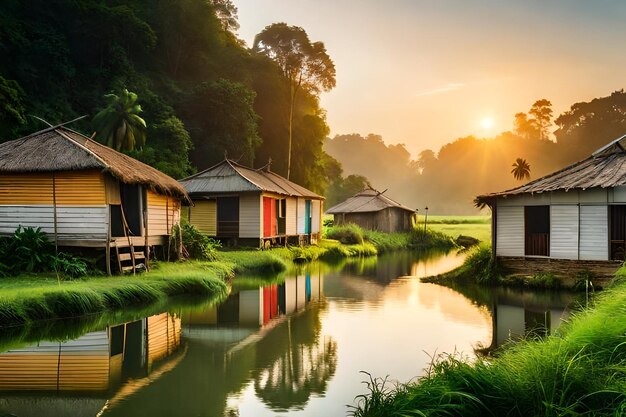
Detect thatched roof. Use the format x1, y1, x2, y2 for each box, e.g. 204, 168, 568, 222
326, 188, 415, 214
179, 159, 323, 199
0, 126, 190, 201
475, 134, 626, 207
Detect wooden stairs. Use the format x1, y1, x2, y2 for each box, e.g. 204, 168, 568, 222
112, 239, 147, 274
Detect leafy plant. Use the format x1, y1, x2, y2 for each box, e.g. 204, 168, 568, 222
174, 221, 222, 261
10, 226, 54, 273
326, 224, 364, 244
52, 252, 88, 279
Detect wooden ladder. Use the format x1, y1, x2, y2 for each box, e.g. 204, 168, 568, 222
114, 240, 146, 274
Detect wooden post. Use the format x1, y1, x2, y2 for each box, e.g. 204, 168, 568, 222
177, 210, 183, 260
52, 172, 58, 254
106, 206, 112, 276
144, 209, 150, 271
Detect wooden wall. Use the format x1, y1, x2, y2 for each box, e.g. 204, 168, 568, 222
0, 171, 108, 242
495, 189, 610, 260
147, 191, 181, 236
239, 193, 261, 238
188, 200, 217, 236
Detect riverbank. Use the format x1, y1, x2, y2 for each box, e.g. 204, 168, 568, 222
351, 271, 626, 417
0, 224, 464, 328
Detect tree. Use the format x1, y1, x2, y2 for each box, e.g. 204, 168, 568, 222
511, 158, 531, 181
528, 99, 553, 140
210, 0, 239, 32
92, 89, 147, 152
253, 23, 336, 179
513, 112, 539, 140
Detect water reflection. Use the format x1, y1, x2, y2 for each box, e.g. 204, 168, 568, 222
0, 250, 584, 417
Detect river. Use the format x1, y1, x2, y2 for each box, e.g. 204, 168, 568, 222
0, 250, 583, 417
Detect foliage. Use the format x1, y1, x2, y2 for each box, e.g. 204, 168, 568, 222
325, 224, 365, 244
0, 260, 230, 327
351, 278, 626, 417
254, 22, 336, 179
177, 221, 222, 261
326, 174, 371, 208
0, 227, 91, 278
52, 253, 88, 279
511, 157, 531, 181
0, 0, 336, 189
92, 89, 147, 151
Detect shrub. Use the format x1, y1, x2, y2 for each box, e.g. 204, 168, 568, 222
52, 252, 88, 278
10, 226, 54, 273
175, 221, 222, 261
326, 224, 365, 244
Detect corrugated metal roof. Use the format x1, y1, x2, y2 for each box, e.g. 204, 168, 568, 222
326, 188, 416, 214
475, 137, 626, 206
179, 159, 323, 199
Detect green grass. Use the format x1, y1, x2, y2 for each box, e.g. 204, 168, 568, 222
416, 215, 491, 243
217, 250, 288, 275
351, 275, 626, 417
0, 261, 231, 328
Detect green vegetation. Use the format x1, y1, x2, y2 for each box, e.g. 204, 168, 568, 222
0, 226, 89, 278
0, 261, 230, 328
417, 215, 491, 243
0, 0, 347, 193
351, 276, 626, 417
175, 221, 222, 261
325, 224, 458, 253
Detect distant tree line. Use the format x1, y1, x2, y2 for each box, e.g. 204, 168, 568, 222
325, 90, 626, 213
0, 0, 338, 193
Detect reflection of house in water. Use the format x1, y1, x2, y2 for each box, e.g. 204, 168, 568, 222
482, 290, 578, 351
0, 313, 182, 416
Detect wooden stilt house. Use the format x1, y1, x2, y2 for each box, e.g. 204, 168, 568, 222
0, 125, 190, 273
179, 159, 324, 247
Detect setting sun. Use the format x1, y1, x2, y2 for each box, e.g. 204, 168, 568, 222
480, 117, 495, 130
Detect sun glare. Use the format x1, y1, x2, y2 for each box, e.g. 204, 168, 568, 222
480, 117, 494, 130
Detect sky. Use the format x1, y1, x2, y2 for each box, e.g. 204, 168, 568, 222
234, 0, 626, 158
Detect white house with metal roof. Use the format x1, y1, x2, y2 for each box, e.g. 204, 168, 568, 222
179, 159, 324, 246
475, 135, 626, 281
326, 188, 417, 233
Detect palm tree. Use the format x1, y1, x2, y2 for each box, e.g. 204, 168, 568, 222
92, 89, 147, 151
511, 158, 531, 181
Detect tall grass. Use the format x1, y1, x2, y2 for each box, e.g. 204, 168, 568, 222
351, 277, 626, 417
326, 224, 457, 254
0, 261, 230, 328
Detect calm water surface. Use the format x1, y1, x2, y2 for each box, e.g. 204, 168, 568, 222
0, 251, 581, 417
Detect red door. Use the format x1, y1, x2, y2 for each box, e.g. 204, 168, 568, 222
263, 197, 277, 237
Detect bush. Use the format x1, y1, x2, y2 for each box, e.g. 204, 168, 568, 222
175, 221, 222, 261
52, 252, 88, 278
0, 227, 89, 278
326, 224, 365, 244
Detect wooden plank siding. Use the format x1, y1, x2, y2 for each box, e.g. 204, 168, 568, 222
188, 200, 217, 236
285, 196, 297, 235
147, 191, 181, 236
239, 193, 261, 238
496, 206, 525, 257
0, 206, 108, 240
550, 205, 579, 260
296, 198, 306, 234
311, 200, 321, 233
580, 205, 608, 260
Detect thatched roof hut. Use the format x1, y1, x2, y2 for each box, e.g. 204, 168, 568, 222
0, 126, 189, 201
326, 188, 416, 232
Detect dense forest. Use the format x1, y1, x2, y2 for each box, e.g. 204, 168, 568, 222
0, 0, 344, 193
326, 90, 626, 213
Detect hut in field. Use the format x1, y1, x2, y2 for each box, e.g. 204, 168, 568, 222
179, 159, 324, 246
475, 134, 626, 281
326, 188, 417, 232
0, 125, 190, 274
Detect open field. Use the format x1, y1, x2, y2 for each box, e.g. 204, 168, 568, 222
417, 215, 491, 243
